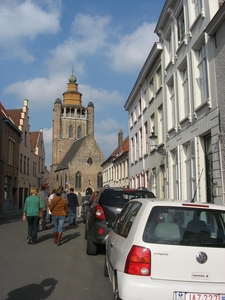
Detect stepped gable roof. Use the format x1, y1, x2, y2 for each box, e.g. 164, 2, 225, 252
55, 136, 86, 171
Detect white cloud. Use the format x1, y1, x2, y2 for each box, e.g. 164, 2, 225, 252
0, 0, 61, 61
108, 22, 158, 73
45, 14, 111, 75
4, 75, 125, 112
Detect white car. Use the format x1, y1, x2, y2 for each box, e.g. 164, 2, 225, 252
104, 198, 225, 300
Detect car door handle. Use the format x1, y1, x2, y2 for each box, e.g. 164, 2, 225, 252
110, 243, 113, 248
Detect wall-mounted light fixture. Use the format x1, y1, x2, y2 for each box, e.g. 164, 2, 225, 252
149, 127, 166, 156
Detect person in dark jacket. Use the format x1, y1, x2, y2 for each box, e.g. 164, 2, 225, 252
67, 188, 79, 226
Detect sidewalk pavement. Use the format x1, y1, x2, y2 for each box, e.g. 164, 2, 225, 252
0, 209, 23, 220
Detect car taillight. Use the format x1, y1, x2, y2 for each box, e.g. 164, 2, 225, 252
124, 245, 151, 276
94, 204, 106, 220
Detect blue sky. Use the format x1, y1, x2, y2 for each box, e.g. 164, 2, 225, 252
0, 0, 165, 169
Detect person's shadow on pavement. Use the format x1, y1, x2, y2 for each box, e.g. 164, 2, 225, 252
6, 278, 58, 300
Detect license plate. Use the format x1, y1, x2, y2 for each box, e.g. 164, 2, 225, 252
175, 293, 222, 300
187, 294, 219, 300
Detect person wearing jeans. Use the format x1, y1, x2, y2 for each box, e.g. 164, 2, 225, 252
49, 188, 68, 246
22, 186, 44, 245
67, 188, 79, 226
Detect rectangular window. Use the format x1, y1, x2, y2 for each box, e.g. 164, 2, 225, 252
20, 154, 23, 172
169, 84, 175, 128
177, 10, 185, 43
143, 206, 225, 247
172, 149, 179, 198
149, 79, 154, 101
139, 98, 142, 115
197, 44, 209, 102
182, 67, 189, 117
130, 138, 134, 163
194, 0, 203, 18
139, 128, 143, 157
8, 139, 14, 165
158, 105, 163, 145
144, 122, 148, 155
24, 156, 26, 174
184, 141, 196, 201
156, 67, 162, 91
27, 158, 30, 175
24, 131, 27, 146
135, 133, 138, 161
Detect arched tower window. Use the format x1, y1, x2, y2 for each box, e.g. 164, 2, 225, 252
75, 171, 81, 189
77, 125, 81, 138
69, 125, 73, 138
97, 172, 103, 189
71, 108, 75, 117
66, 107, 70, 116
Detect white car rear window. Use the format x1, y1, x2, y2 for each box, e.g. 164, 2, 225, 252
143, 206, 225, 247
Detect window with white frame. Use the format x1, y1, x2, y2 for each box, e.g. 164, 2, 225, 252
144, 122, 148, 155
139, 127, 143, 157
159, 165, 165, 198
133, 107, 137, 124
184, 141, 196, 201
151, 168, 156, 196
156, 67, 162, 91
148, 78, 154, 101
157, 104, 163, 145
177, 9, 185, 44
178, 61, 189, 120
167, 77, 175, 130
193, 43, 209, 107
130, 112, 133, 128
143, 89, 147, 110
131, 137, 134, 163
165, 30, 172, 66
135, 133, 138, 161
138, 98, 142, 116
171, 149, 179, 198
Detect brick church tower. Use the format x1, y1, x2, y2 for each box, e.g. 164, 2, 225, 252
50, 74, 104, 195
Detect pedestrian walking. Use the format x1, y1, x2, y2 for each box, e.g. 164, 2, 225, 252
77, 192, 83, 218
48, 189, 56, 223
67, 188, 79, 225
22, 186, 44, 245
49, 188, 68, 246
37, 186, 48, 230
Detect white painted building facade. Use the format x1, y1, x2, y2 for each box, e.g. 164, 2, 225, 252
125, 0, 224, 204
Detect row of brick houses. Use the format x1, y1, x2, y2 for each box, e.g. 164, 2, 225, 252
102, 0, 225, 206
0, 100, 49, 213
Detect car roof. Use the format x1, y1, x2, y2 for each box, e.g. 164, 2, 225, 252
130, 198, 225, 210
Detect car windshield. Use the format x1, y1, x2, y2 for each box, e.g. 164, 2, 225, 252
143, 206, 225, 248
101, 190, 155, 207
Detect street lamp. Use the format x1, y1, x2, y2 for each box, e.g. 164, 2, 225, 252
149, 128, 166, 156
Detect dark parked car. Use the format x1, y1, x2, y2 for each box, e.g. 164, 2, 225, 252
85, 186, 155, 255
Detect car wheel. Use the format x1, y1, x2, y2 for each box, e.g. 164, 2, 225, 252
86, 234, 98, 255
113, 275, 121, 300
104, 256, 109, 277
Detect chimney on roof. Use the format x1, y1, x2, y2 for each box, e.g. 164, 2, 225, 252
118, 129, 123, 153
